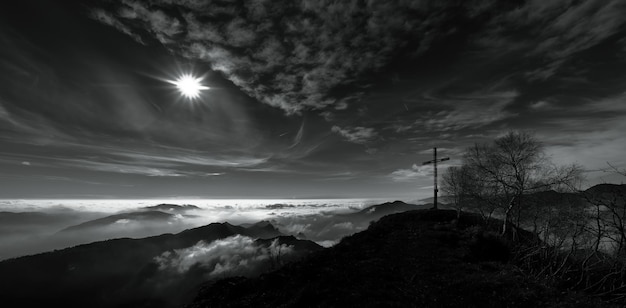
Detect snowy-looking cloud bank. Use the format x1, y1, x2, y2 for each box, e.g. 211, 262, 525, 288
154, 235, 294, 277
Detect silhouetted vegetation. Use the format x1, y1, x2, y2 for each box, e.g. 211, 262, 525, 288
441, 132, 626, 304
443, 131, 582, 234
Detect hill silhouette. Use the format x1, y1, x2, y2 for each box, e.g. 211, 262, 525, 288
0, 210, 91, 233
0, 210, 103, 260
142, 203, 201, 212
187, 209, 612, 308
356, 200, 425, 216
55, 204, 201, 238
270, 201, 425, 246
584, 183, 626, 194
57, 210, 176, 233
583, 184, 626, 202
51, 209, 202, 248
0, 221, 320, 308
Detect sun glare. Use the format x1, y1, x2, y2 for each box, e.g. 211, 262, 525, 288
171, 74, 209, 99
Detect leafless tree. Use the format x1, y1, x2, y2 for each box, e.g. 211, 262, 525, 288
462, 131, 582, 235
441, 165, 471, 220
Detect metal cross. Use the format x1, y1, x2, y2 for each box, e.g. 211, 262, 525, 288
422, 147, 449, 210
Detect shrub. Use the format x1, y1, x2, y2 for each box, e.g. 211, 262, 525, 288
467, 230, 511, 263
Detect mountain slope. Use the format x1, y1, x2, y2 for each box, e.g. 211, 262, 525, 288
142, 204, 200, 212
57, 210, 176, 233
0, 221, 317, 308
187, 209, 610, 308
356, 200, 425, 216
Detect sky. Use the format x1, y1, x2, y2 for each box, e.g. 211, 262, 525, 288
1, 0, 625, 199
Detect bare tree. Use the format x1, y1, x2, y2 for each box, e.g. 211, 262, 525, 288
441, 165, 471, 220
462, 131, 581, 235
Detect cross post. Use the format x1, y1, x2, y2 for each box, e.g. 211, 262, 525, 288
422, 147, 449, 210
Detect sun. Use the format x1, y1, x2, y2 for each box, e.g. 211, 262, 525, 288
170, 74, 209, 99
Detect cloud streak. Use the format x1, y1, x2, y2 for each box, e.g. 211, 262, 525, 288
420, 91, 518, 132
388, 90, 518, 135
389, 161, 458, 182
90, 9, 145, 44
478, 0, 626, 80
331, 126, 378, 144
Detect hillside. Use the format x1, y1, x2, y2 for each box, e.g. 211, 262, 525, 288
141, 204, 201, 212
57, 210, 176, 233
187, 209, 612, 308
356, 200, 424, 216
0, 221, 320, 308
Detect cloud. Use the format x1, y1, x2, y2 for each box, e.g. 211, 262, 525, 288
288, 121, 305, 149
478, 0, 626, 80
403, 90, 518, 133
538, 92, 626, 174
0, 97, 80, 144
90, 9, 144, 44
527, 0, 625, 59
91, 1, 458, 114
154, 235, 294, 278
114, 151, 269, 169
529, 101, 554, 110
389, 164, 434, 182
331, 126, 378, 144
0, 27, 264, 155
0, 137, 268, 178
278, 221, 311, 235
118, 0, 184, 43
389, 161, 457, 182
417, 147, 464, 155
543, 122, 626, 174
582, 92, 626, 113
54, 158, 190, 177
48, 153, 256, 177
270, 212, 367, 244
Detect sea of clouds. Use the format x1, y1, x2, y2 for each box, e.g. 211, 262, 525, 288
0, 198, 394, 260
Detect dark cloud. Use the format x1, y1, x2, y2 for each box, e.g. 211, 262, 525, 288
476, 0, 626, 81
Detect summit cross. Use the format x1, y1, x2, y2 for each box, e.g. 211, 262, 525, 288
422, 147, 450, 210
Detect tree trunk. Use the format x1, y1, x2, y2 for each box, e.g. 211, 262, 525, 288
501, 196, 516, 236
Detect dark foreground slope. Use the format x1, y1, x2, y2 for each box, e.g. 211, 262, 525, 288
188, 210, 610, 308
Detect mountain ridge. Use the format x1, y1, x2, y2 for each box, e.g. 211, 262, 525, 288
0, 220, 318, 308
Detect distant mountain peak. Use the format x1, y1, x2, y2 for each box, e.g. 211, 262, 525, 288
142, 203, 200, 212
358, 200, 421, 215
57, 210, 174, 234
